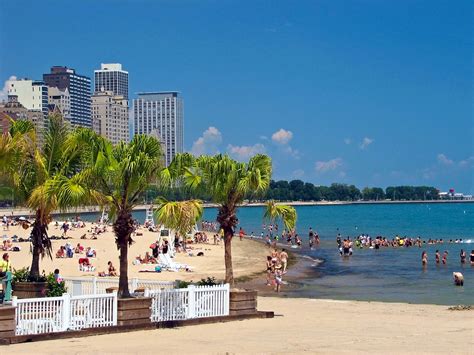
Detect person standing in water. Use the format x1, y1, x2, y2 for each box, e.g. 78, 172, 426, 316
421, 251, 428, 265
442, 251, 448, 264
435, 250, 440, 264
460, 249, 466, 264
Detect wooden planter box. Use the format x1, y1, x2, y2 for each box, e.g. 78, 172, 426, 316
0, 306, 16, 338
13, 282, 47, 299
229, 289, 257, 316
117, 297, 152, 327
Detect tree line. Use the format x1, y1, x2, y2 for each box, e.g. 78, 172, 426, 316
144, 180, 440, 203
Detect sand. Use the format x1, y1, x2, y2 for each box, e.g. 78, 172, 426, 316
1, 222, 268, 282
3, 297, 473, 354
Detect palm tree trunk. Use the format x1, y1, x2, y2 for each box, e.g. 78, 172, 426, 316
118, 242, 130, 298
30, 242, 40, 279
113, 210, 134, 298
30, 209, 50, 280
223, 226, 234, 285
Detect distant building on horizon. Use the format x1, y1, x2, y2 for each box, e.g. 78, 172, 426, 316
7, 78, 49, 117
43, 66, 91, 127
133, 92, 184, 166
92, 89, 129, 145
94, 63, 129, 101
0, 94, 44, 142
48, 86, 72, 121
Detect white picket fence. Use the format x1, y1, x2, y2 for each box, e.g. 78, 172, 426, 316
145, 284, 230, 322
63, 277, 175, 296
12, 292, 117, 335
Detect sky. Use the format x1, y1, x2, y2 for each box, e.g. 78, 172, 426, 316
0, 0, 472, 193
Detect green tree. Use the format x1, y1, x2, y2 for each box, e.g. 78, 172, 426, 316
0, 115, 94, 279
164, 153, 296, 285
78, 132, 163, 297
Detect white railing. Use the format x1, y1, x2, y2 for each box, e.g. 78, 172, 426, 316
12, 292, 117, 335
69, 293, 117, 331
145, 284, 230, 322
13, 295, 67, 335
63, 277, 175, 296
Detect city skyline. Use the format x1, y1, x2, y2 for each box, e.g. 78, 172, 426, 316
0, 0, 472, 193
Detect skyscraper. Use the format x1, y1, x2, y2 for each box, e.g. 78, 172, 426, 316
43, 66, 91, 127
133, 92, 184, 166
94, 63, 128, 101
92, 90, 129, 145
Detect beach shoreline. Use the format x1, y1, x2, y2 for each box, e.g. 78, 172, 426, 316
2, 198, 473, 218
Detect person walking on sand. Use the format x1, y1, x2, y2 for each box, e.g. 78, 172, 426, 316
435, 250, 440, 264
274, 264, 283, 292
280, 249, 289, 273
239, 227, 245, 241
266, 256, 273, 286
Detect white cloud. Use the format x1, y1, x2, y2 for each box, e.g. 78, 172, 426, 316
271, 128, 293, 145
227, 143, 266, 161
284, 146, 300, 159
344, 138, 352, 145
437, 153, 454, 165
259, 135, 268, 141
359, 137, 374, 150
191, 126, 222, 156
315, 158, 343, 173
438, 153, 474, 168
0, 75, 17, 102
292, 169, 305, 178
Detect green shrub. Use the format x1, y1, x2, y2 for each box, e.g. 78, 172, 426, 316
45, 273, 67, 297
175, 280, 192, 289
196, 277, 219, 286
12, 267, 46, 283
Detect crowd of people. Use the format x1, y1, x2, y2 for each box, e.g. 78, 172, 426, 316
265, 248, 289, 292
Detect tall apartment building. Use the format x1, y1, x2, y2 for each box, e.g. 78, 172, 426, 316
94, 63, 128, 101
48, 87, 71, 121
43, 66, 91, 127
91, 90, 129, 145
7, 79, 49, 116
133, 92, 184, 166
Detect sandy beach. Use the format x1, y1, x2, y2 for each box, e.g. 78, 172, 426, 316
1, 222, 268, 282
3, 296, 473, 354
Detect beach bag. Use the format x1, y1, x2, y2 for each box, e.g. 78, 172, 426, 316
154, 266, 161, 272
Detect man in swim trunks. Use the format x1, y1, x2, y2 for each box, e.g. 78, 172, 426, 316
280, 249, 288, 273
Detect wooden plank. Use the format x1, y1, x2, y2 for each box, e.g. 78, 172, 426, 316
117, 308, 151, 319
117, 298, 152, 311
0, 321, 15, 332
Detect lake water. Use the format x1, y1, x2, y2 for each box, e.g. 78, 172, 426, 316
72, 202, 474, 305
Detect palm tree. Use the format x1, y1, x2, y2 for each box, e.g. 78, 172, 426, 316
0, 114, 93, 279
263, 200, 297, 232
154, 198, 203, 242
78, 133, 163, 298
164, 153, 296, 285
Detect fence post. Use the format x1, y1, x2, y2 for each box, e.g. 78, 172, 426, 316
224, 283, 230, 315
112, 291, 118, 326
132, 278, 138, 293
62, 293, 71, 331
187, 285, 196, 319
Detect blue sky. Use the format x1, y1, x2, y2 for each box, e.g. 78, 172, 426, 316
1, 0, 472, 193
